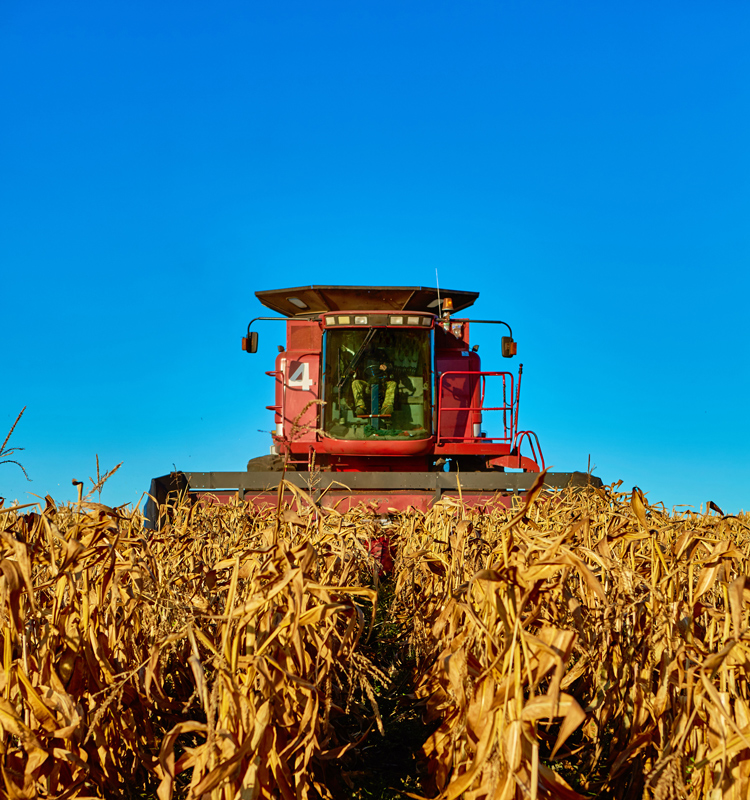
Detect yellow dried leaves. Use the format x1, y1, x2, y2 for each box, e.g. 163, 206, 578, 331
0, 484, 749, 799
391, 485, 750, 799
0, 497, 383, 799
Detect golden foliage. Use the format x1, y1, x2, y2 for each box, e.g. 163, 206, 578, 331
391, 481, 750, 799
0, 479, 749, 799
0, 491, 382, 799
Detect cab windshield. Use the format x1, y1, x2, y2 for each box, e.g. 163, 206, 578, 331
323, 327, 431, 440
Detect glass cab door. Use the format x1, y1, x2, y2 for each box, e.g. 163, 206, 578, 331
322, 327, 431, 440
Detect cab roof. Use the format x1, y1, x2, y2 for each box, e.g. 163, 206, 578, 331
255, 285, 479, 318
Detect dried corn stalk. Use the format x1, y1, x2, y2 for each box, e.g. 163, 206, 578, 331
390, 483, 750, 799
1, 479, 749, 799
0, 492, 383, 799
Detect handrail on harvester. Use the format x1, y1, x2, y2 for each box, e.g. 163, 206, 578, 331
266, 360, 286, 441
513, 430, 546, 471
436, 370, 516, 444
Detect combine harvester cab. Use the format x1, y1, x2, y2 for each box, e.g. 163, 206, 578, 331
147, 285, 600, 520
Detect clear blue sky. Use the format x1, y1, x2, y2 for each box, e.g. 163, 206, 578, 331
2, 1, 748, 514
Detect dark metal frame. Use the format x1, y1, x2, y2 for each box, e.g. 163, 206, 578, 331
182, 470, 601, 499
144, 469, 601, 527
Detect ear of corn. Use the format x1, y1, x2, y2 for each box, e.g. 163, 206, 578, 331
0, 482, 748, 798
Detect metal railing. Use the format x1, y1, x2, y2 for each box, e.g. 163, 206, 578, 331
512, 430, 546, 470
266, 358, 286, 439
436, 371, 516, 444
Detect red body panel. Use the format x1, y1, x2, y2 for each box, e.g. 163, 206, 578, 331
312, 437, 435, 456
436, 354, 481, 442
272, 320, 322, 446
263, 306, 544, 474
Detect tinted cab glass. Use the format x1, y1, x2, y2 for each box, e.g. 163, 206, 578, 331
323, 328, 431, 440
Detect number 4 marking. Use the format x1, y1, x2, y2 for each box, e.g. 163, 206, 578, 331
288, 361, 313, 391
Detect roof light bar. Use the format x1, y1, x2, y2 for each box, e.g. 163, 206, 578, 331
324, 312, 434, 327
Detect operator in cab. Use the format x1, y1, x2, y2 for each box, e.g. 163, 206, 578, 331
352, 347, 397, 417
325, 326, 430, 439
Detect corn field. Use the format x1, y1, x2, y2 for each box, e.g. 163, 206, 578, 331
0, 476, 749, 799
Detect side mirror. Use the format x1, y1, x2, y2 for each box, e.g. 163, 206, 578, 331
501, 336, 517, 358
242, 331, 259, 353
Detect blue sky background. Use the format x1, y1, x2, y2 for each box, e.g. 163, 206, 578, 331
1, 0, 748, 513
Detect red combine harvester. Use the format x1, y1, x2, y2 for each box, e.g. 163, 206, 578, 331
147, 285, 598, 520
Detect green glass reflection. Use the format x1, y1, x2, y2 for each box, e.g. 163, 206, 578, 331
323, 328, 431, 440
